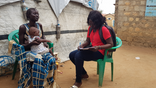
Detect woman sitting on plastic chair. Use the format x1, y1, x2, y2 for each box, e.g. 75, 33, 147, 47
69, 10, 113, 88
18, 8, 58, 88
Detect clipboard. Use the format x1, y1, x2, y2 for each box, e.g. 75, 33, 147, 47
79, 47, 94, 50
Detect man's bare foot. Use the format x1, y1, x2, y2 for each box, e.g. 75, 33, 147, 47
82, 74, 89, 79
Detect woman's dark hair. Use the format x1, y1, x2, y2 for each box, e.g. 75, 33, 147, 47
26, 8, 36, 20
87, 10, 106, 29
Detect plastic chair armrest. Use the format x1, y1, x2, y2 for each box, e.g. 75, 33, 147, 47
47, 42, 54, 52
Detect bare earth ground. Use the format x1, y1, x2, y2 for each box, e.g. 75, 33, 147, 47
0, 44, 156, 88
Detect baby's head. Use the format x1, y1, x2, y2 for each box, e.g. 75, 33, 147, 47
29, 27, 39, 37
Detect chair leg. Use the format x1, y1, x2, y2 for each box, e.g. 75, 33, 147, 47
111, 62, 113, 81
97, 62, 99, 75
98, 61, 106, 87
12, 58, 18, 80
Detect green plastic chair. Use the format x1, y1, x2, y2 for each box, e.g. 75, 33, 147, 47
8, 30, 54, 80
95, 37, 122, 87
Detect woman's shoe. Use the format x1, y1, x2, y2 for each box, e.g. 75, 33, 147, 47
70, 85, 78, 88
70, 82, 82, 88
81, 74, 89, 79
73, 74, 89, 80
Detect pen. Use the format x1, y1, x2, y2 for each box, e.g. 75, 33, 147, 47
79, 42, 81, 48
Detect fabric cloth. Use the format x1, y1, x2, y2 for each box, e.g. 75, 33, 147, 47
69, 50, 103, 82
0, 56, 14, 75
28, 36, 49, 55
87, 26, 111, 55
11, 43, 57, 88
0, 55, 14, 67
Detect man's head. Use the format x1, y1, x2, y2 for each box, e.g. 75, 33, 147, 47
29, 27, 39, 37
26, 8, 39, 21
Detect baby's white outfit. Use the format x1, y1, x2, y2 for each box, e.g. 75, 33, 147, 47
28, 36, 49, 55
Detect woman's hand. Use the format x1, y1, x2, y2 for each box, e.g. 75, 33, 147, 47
35, 37, 40, 42
78, 38, 90, 50
31, 40, 41, 45
46, 40, 51, 43
43, 42, 49, 48
77, 45, 82, 50
89, 46, 99, 52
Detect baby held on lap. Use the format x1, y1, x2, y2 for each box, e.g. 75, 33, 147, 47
27, 27, 57, 61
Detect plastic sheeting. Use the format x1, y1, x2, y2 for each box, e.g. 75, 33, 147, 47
71, 0, 99, 10
48, 0, 99, 18
48, 0, 70, 18
0, 0, 20, 6
0, 0, 98, 18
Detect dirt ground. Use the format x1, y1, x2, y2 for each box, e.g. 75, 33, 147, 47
0, 44, 156, 88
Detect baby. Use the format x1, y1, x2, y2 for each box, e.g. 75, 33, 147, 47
28, 27, 55, 57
